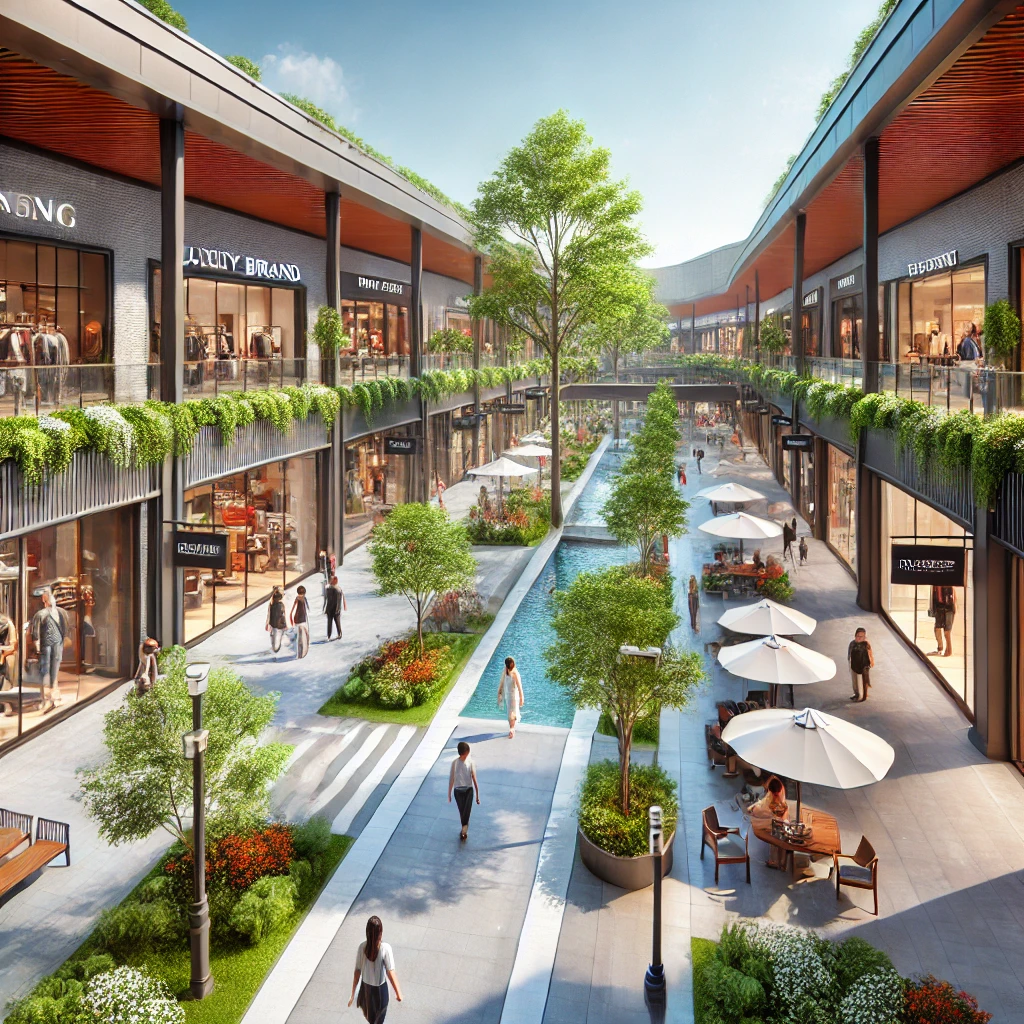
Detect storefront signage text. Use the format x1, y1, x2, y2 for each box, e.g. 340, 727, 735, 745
172, 529, 229, 570
781, 434, 814, 451
772, 415, 793, 427
836, 274, 856, 291
183, 247, 301, 282
802, 289, 819, 307
890, 544, 966, 586
0, 191, 76, 228
495, 403, 526, 414
525, 387, 547, 400
341, 272, 411, 304
907, 250, 958, 277
384, 436, 419, 455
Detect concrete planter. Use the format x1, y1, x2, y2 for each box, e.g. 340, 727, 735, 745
578, 826, 675, 891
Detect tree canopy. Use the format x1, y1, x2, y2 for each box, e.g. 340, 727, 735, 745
469, 110, 651, 525
603, 470, 689, 576
226, 55, 261, 81
369, 502, 477, 653
138, 0, 187, 32
78, 647, 290, 852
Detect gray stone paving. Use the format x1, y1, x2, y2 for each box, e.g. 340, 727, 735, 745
287, 721, 567, 1024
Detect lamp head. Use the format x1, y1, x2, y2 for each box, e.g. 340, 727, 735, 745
649, 804, 664, 856
182, 728, 209, 760
617, 645, 663, 665
185, 662, 210, 697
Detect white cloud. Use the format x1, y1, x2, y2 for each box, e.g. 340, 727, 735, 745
261, 45, 356, 124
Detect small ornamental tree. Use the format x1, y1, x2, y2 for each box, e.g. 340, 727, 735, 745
622, 379, 680, 478
139, 0, 187, 31
981, 298, 1021, 363
78, 646, 290, 854
547, 567, 703, 816
312, 305, 345, 385
428, 327, 474, 355
369, 503, 477, 654
603, 471, 689, 576
759, 315, 788, 355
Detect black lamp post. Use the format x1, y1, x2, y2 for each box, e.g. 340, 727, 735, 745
183, 661, 213, 1000
645, 803, 666, 1000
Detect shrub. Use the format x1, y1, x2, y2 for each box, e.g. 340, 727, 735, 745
835, 936, 894, 990
373, 660, 415, 708
703, 959, 766, 1022
228, 875, 297, 944
93, 900, 182, 957
903, 975, 992, 1024
84, 967, 184, 1024
756, 572, 794, 603
982, 298, 1021, 360
334, 633, 459, 709
839, 966, 904, 1024
577, 760, 678, 858
215, 824, 294, 891
292, 814, 334, 862
288, 858, 316, 905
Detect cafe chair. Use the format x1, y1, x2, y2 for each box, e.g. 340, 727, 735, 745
701, 805, 750, 885
833, 835, 879, 915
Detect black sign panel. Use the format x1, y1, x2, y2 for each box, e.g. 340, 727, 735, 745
771, 415, 793, 427
830, 267, 862, 296
173, 529, 228, 569
341, 271, 412, 305
384, 436, 418, 455
890, 544, 966, 586
781, 433, 815, 451
495, 403, 526, 414
525, 387, 547, 400
755, 405, 770, 414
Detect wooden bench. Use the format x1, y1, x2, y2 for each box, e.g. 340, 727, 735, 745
0, 818, 69, 898
0, 808, 32, 860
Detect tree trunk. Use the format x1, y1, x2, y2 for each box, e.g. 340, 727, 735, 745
617, 716, 632, 817
550, 347, 563, 527
416, 598, 424, 656
613, 350, 620, 442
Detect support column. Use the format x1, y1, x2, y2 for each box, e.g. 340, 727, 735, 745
862, 137, 880, 393
792, 212, 806, 377
754, 272, 761, 357
855, 455, 880, 611
745, 285, 750, 357
690, 303, 696, 355
410, 227, 428, 502
325, 191, 344, 560
159, 113, 184, 647
471, 256, 483, 471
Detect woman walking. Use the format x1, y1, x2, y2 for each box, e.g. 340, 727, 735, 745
348, 916, 402, 1023
687, 575, 701, 632
266, 586, 287, 654
324, 575, 346, 641
290, 585, 310, 659
497, 656, 525, 739
448, 740, 480, 841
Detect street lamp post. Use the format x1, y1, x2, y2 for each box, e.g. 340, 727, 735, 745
645, 804, 666, 1000
183, 662, 213, 1000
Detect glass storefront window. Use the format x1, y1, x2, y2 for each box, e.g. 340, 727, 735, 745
894, 263, 985, 363
183, 455, 320, 642
881, 481, 974, 710
802, 306, 820, 357
345, 430, 416, 553
0, 239, 110, 362
828, 445, 857, 571
799, 449, 815, 527
340, 299, 410, 370
832, 294, 862, 358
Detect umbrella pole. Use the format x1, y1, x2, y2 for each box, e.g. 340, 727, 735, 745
795, 780, 802, 824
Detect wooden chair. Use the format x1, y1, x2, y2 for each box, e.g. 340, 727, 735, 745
0, 817, 70, 899
833, 835, 878, 915
701, 806, 750, 884
0, 808, 31, 859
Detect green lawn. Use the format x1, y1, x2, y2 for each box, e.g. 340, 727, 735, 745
318, 632, 482, 725
691, 936, 718, 1024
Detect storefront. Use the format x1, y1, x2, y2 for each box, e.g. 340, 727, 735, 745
344, 426, 418, 553
181, 454, 321, 643
430, 408, 479, 493
340, 272, 411, 375
830, 268, 862, 359
0, 504, 136, 749
893, 252, 985, 363
827, 445, 857, 572
801, 287, 821, 357
880, 482, 974, 713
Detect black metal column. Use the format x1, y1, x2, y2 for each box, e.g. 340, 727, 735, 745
159, 113, 184, 647
325, 191, 344, 560
410, 227, 428, 502
862, 137, 881, 393
690, 303, 696, 355
754, 272, 761, 356
793, 212, 806, 376
472, 256, 483, 473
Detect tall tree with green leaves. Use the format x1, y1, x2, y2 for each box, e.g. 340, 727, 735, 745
369, 503, 477, 654
622, 379, 681, 478
547, 567, 702, 815
469, 111, 652, 526
78, 647, 290, 853
603, 471, 689, 576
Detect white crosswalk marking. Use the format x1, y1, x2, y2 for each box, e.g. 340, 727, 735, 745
308, 724, 390, 816
330, 725, 417, 834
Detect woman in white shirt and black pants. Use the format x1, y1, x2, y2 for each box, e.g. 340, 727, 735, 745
349, 916, 402, 1022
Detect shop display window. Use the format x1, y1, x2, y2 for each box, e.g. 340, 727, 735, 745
0, 238, 110, 363
0, 507, 133, 749
340, 299, 410, 372
182, 455, 320, 643
881, 482, 974, 710
802, 306, 820, 357
827, 445, 857, 571
893, 263, 985, 363
798, 448, 815, 527
832, 294, 862, 359
344, 429, 417, 553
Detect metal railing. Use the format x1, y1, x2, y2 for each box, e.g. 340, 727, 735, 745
182, 358, 307, 397
420, 352, 474, 373
0, 363, 160, 417
807, 357, 862, 388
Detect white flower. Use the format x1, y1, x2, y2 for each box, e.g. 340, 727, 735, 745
85, 967, 184, 1024
839, 967, 903, 1024
84, 405, 134, 467
37, 415, 71, 433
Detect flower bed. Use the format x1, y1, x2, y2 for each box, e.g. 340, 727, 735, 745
692, 924, 991, 1024
467, 486, 551, 545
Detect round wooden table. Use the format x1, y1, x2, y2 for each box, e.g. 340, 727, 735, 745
750, 806, 840, 876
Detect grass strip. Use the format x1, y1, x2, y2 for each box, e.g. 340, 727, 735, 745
691, 936, 719, 1024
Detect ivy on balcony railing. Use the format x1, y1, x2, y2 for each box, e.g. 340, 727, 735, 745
0, 359, 553, 485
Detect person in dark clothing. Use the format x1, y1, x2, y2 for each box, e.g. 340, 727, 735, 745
266, 586, 287, 654
687, 575, 700, 632
324, 575, 347, 641
695, 448, 704, 474
290, 585, 310, 659
848, 627, 875, 702
782, 521, 795, 562
930, 585, 957, 657
448, 740, 480, 841
799, 536, 808, 564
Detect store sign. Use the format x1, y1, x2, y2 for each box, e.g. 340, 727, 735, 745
495, 403, 526, 414
384, 436, 419, 455
890, 544, 966, 586
0, 190, 76, 228
908, 249, 958, 277
802, 288, 820, 307
172, 529, 229, 570
341, 271, 411, 304
756, 405, 770, 414
183, 246, 301, 282
772, 415, 793, 426
781, 434, 814, 451
525, 387, 547, 400
452, 415, 480, 430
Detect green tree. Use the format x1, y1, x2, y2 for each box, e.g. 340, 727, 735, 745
981, 298, 1021, 363
78, 647, 290, 853
759, 315, 788, 355
368, 503, 477, 654
312, 305, 344, 385
603, 471, 689, 576
469, 110, 652, 527
622, 379, 680, 478
138, 0, 187, 31
226, 55, 261, 81
547, 568, 702, 815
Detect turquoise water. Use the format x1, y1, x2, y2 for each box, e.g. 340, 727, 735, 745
461, 540, 632, 727
565, 446, 630, 526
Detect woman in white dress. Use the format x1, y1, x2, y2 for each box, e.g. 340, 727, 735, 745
497, 656, 525, 739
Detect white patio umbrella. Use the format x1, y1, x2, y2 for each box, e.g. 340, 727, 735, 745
696, 482, 765, 507
521, 431, 547, 444
467, 456, 538, 514
698, 511, 782, 559
722, 706, 895, 820
718, 598, 817, 637
717, 634, 835, 686
505, 443, 553, 486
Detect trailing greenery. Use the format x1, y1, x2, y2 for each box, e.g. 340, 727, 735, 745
138, 0, 187, 32
982, 298, 1022, 360
225, 55, 261, 81
763, 154, 796, 209
758, 315, 788, 354
428, 326, 475, 354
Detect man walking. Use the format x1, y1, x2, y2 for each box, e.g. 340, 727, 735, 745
324, 574, 347, 641
448, 740, 480, 842
848, 627, 874, 702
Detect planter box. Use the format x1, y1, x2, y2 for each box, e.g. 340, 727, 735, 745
578, 826, 674, 891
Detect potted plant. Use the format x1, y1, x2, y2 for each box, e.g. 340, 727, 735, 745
980, 298, 1021, 368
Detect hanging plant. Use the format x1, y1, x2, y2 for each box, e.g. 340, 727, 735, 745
981, 299, 1021, 361
759, 316, 788, 354
117, 405, 174, 466
351, 383, 374, 422
308, 384, 341, 428
427, 327, 473, 355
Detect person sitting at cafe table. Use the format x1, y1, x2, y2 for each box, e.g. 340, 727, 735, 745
751, 548, 764, 572
713, 550, 727, 568
748, 776, 789, 869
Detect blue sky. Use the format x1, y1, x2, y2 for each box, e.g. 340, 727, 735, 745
176, 0, 881, 268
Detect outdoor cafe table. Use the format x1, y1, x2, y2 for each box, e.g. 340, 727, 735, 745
750, 806, 840, 877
